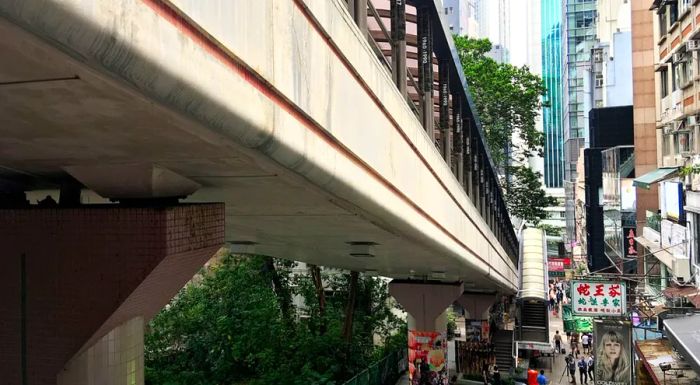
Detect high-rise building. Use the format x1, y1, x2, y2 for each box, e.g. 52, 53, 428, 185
443, 0, 479, 38
562, 0, 598, 243
541, 0, 564, 189
633, 0, 700, 297
475, 0, 511, 62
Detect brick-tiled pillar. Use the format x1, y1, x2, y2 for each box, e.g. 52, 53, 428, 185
0, 204, 224, 385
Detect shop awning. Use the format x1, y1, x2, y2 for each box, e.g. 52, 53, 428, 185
633, 167, 679, 189
663, 286, 700, 308
664, 314, 700, 376
635, 339, 698, 385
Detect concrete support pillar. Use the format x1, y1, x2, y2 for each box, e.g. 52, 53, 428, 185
390, 0, 407, 96
0, 204, 224, 385
389, 280, 462, 381
456, 293, 496, 321
57, 317, 144, 385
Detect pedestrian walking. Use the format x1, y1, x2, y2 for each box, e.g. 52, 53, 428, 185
587, 355, 594, 382
554, 330, 562, 353
581, 333, 590, 354
566, 355, 577, 384
537, 370, 548, 385
492, 365, 501, 385
570, 331, 579, 353
578, 356, 589, 384
549, 291, 556, 311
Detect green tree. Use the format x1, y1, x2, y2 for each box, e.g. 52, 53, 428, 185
536, 222, 563, 237
145, 255, 405, 385
454, 36, 552, 223
504, 165, 557, 224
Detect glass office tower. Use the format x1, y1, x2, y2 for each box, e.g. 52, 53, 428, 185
541, 0, 563, 188
562, 0, 597, 243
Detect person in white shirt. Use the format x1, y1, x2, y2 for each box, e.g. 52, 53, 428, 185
581, 333, 590, 354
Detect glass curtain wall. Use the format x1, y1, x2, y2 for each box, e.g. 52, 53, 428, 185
542, 0, 564, 188
563, 0, 597, 242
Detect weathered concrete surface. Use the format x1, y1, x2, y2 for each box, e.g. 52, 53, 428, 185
0, 0, 516, 291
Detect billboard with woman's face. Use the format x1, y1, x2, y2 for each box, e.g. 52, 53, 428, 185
594, 321, 631, 385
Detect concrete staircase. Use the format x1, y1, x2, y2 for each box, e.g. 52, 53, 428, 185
493, 329, 514, 372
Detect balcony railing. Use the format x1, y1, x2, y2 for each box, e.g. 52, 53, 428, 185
343, 0, 519, 261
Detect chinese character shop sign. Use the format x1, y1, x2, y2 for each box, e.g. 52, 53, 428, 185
571, 280, 626, 317
623, 227, 638, 258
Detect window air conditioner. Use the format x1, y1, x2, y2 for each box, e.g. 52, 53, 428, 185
688, 40, 700, 51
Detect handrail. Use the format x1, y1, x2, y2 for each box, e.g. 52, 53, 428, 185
342, 349, 407, 385
367, 0, 392, 43
357, 0, 520, 262
367, 35, 392, 71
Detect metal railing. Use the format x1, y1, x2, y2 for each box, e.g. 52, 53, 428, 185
342, 350, 407, 385
342, 0, 519, 261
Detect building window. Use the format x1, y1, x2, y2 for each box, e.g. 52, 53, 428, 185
659, 7, 668, 36
662, 128, 674, 156
670, 2, 679, 25
595, 74, 604, 88
660, 68, 669, 97
672, 62, 679, 91
680, 0, 691, 15
676, 51, 693, 87
594, 49, 603, 62
576, 11, 595, 28
677, 130, 693, 153
595, 100, 604, 108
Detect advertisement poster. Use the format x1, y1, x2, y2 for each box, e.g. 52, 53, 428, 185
548, 258, 568, 277
571, 281, 626, 317
464, 321, 482, 342
408, 330, 448, 385
594, 321, 632, 385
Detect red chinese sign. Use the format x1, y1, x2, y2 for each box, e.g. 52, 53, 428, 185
623, 227, 638, 257
570, 280, 626, 317
548, 259, 565, 272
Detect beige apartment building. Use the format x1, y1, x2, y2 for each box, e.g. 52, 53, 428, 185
635, 0, 700, 302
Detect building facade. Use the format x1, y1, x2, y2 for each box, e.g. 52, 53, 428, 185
562, 0, 598, 243
635, 0, 700, 298
542, 0, 564, 189
443, 0, 480, 37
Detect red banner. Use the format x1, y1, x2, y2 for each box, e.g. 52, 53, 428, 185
548, 258, 568, 272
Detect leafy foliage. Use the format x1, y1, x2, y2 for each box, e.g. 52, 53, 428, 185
145, 255, 405, 385
503, 166, 557, 224
454, 37, 546, 166
454, 36, 553, 224
535, 223, 563, 237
